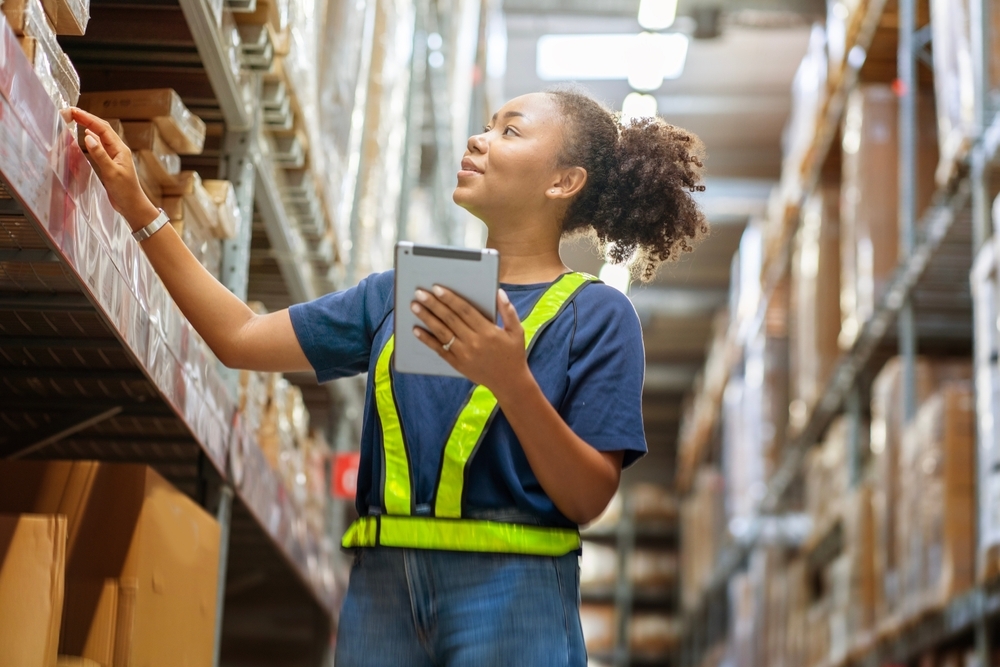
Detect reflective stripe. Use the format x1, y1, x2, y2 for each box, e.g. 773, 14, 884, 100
433, 271, 597, 518
374, 337, 412, 515
342, 515, 581, 556
366, 272, 598, 553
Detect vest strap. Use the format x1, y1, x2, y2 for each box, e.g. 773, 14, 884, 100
342, 516, 581, 556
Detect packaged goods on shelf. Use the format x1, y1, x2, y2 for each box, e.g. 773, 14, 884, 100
77, 89, 207, 155
790, 185, 841, 422
842, 483, 877, 653
680, 468, 726, 610
0, 514, 66, 667
41, 0, 88, 35
579, 603, 615, 654
804, 417, 851, 542
580, 541, 617, 591
897, 382, 975, 621
0, 461, 220, 667
203, 179, 240, 239
162, 177, 224, 279
234, 0, 290, 55
973, 241, 1000, 581
839, 85, 938, 348
77, 116, 122, 148
4, 0, 80, 109
629, 613, 681, 656
929, 0, 1000, 185
728, 570, 757, 667
121, 122, 181, 188
629, 549, 678, 588
871, 357, 972, 628
630, 482, 679, 523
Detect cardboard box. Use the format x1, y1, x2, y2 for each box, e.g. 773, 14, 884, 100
121, 122, 181, 187
77, 117, 123, 150
77, 89, 207, 155
839, 86, 938, 348
41, 0, 88, 36
203, 179, 240, 239
579, 604, 615, 653
791, 185, 841, 418
0, 514, 67, 667
0, 461, 221, 667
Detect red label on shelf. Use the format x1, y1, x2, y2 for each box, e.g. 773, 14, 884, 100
332, 452, 361, 500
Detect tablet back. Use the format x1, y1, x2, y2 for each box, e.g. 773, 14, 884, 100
393, 242, 500, 377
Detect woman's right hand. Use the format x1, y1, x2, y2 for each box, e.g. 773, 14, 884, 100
64, 107, 160, 229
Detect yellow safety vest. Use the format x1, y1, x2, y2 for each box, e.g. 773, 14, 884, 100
341, 272, 599, 556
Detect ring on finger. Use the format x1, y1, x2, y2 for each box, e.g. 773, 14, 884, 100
442, 335, 456, 352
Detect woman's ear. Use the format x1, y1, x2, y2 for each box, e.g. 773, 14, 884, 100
546, 167, 588, 200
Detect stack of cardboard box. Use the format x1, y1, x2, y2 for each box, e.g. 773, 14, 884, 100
680, 469, 727, 611
74, 89, 242, 279
3, 0, 82, 110
0, 461, 220, 667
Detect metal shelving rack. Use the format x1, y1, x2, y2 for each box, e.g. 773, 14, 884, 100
676, 0, 1000, 664
0, 2, 341, 663
583, 498, 680, 667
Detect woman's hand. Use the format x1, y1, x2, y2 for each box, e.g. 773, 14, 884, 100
411, 287, 530, 394
64, 107, 159, 229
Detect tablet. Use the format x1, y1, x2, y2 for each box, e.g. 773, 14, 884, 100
394, 242, 500, 378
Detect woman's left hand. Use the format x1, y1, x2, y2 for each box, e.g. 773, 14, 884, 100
411, 287, 529, 393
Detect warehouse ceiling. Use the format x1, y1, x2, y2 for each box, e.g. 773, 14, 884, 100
503, 7, 812, 485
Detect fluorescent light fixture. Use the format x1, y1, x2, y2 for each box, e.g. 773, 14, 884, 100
621, 92, 658, 123
638, 0, 678, 31
599, 262, 631, 294
536, 32, 689, 84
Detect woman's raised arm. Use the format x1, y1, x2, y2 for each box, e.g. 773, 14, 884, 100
69, 107, 312, 374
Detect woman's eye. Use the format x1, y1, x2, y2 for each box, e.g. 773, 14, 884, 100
503, 126, 515, 136
482, 126, 491, 133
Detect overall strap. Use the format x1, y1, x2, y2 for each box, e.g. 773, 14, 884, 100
373, 272, 598, 520
433, 271, 597, 517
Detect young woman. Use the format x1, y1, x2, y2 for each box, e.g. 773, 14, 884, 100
69, 88, 707, 666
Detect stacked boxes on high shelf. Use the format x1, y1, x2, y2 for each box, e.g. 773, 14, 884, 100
239, 0, 338, 276
2, 0, 83, 110
580, 484, 681, 666
73, 89, 243, 281
239, 302, 330, 542
678, 1, 1000, 664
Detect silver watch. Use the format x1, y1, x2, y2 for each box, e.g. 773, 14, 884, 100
132, 208, 170, 242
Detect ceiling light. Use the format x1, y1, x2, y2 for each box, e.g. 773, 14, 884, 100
536, 33, 689, 83
638, 0, 678, 31
621, 92, 658, 123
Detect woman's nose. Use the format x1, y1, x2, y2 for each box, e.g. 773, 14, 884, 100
467, 132, 487, 153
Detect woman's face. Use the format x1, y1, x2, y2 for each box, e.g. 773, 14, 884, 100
452, 93, 570, 225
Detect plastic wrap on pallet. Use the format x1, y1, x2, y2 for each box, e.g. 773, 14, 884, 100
973, 240, 1000, 581
929, 0, 1000, 186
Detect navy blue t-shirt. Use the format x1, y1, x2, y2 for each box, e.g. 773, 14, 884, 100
289, 270, 647, 528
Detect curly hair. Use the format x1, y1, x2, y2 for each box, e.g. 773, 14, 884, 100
548, 88, 708, 282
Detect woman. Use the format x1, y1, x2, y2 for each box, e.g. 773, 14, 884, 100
70, 88, 706, 666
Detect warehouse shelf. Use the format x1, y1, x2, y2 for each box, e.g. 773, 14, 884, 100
0, 14, 336, 619
675, 0, 889, 490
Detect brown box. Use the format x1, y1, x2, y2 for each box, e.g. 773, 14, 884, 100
0, 461, 221, 667
839, 86, 938, 348
791, 185, 840, 419
203, 179, 240, 239
579, 604, 615, 654
121, 122, 181, 187
41, 0, 88, 36
0, 514, 67, 667
77, 89, 207, 155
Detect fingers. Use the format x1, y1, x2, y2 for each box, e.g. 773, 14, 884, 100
497, 289, 523, 334
410, 300, 455, 347
83, 129, 116, 172
70, 108, 128, 160
428, 286, 493, 332
414, 288, 476, 338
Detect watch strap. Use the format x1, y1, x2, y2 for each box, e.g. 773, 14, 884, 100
132, 209, 170, 242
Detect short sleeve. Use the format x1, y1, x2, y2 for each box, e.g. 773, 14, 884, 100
288, 270, 394, 382
560, 285, 647, 468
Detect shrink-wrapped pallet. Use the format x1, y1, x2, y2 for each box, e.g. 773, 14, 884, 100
791, 185, 841, 422
929, 0, 1000, 186
580, 541, 617, 591
974, 240, 1000, 581
839, 86, 938, 349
